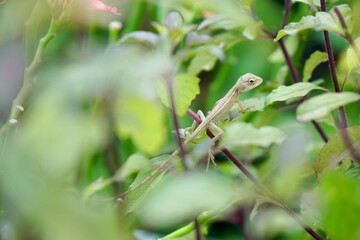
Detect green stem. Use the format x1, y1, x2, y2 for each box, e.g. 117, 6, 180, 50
9, 18, 61, 122
0, 15, 62, 156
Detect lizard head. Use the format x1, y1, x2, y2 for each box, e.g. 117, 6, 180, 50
236, 73, 263, 92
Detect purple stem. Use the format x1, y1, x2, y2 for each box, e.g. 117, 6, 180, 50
167, 73, 188, 170
278, 38, 301, 83
320, 1, 348, 129
187, 109, 324, 240
281, 0, 292, 28
334, 7, 360, 61
194, 217, 202, 240
277, 35, 329, 142
332, 8, 360, 163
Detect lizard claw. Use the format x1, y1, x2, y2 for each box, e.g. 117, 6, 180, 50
206, 149, 217, 172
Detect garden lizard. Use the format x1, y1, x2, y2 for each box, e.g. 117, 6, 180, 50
115, 73, 263, 199
180, 72, 263, 146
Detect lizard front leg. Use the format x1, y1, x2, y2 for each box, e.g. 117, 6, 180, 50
236, 99, 255, 114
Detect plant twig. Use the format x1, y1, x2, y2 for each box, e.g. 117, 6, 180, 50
320, 0, 348, 130
194, 217, 202, 240
187, 109, 323, 240
334, 7, 360, 61
277, 35, 329, 142
281, 0, 292, 28
167, 72, 188, 170
8, 18, 62, 124
319, 2, 360, 164
278, 38, 301, 83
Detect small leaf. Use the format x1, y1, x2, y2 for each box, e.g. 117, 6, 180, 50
274, 15, 317, 41
300, 190, 322, 228
291, 0, 320, 7
314, 126, 360, 177
188, 51, 219, 75
114, 97, 166, 155
346, 37, 360, 72
185, 32, 212, 47
265, 82, 325, 106
274, 11, 342, 42
197, 15, 241, 31
164, 11, 184, 30
158, 74, 200, 116
114, 153, 150, 181
120, 31, 159, 45
138, 172, 238, 228
303, 51, 328, 82
220, 122, 287, 148
126, 155, 171, 213
296, 92, 360, 122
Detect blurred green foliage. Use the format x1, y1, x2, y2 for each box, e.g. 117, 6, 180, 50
0, 0, 360, 239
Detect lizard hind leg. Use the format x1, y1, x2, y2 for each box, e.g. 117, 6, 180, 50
195, 110, 224, 142
184, 110, 207, 135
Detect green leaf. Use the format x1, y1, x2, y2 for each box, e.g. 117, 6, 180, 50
120, 31, 159, 45
303, 51, 328, 82
185, 32, 212, 47
164, 11, 184, 30
114, 97, 166, 155
138, 172, 239, 228
319, 172, 360, 240
197, 15, 244, 31
314, 126, 360, 177
114, 153, 150, 181
300, 190, 322, 229
265, 82, 325, 106
220, 122, 287, 148
158, 74, 200, 116
126, 155, 172, 213
296, 92, 360, 122
291, 0, 320, 7
188, 46, 225, 75
188, 51, 217, 75
274, 11, 342, 42
346, 37, 360, 72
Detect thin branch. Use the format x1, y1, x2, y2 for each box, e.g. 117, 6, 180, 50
187, 109, 323, 240
340, 129, 360, 164
194, 217, 202, 240
277, 35, 329, 142
317, 0, 360, 168
278, 38, 301, 83
167, 72, 188, 170
281, 0, 292, 28
8, 18, 61, 124
311, 120, 329, 142
320, 1, 348, 130
322, 31, 340, 92
334, 7, 360, 61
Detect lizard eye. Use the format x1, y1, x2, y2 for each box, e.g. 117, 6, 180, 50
248, 78, 256, 84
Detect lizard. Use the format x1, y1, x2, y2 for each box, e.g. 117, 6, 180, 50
114, 73, 263, 199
